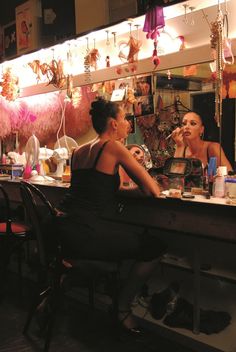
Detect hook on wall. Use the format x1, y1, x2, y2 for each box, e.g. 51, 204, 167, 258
135, 24, 140, 40
183, 4, 188, 24
182, 3, 196, 26
111, 32, 116, 47
86, 37, 89, 52
189, 6, 195, 26
105, 30, 110, 46
128, 22, 132, 37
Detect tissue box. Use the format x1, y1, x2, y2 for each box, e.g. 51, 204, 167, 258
0, 164, 24, 178
225, 178, 236, 198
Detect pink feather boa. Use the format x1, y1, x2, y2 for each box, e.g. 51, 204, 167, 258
18, 92, 63, 145
0, 96, 13, 138
64, 86, 96, 138
0, 86, 97, 146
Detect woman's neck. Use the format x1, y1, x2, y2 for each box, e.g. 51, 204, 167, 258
99, 131, 117, 142
186, 139, 204, 154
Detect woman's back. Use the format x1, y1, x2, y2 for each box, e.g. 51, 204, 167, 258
59, 140, 120, 215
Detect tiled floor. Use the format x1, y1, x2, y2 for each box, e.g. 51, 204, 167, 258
0, 273, 195, 352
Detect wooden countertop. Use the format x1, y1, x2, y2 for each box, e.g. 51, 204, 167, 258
1, 177, 236, 243
0, 176, 234, 207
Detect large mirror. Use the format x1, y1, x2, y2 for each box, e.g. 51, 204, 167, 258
123, 61, 236, 169
1, 60, 236, 171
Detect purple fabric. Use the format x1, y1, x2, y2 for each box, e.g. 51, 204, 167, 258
143, 6, 165, 32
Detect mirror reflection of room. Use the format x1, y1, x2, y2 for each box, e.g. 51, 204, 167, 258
2, 59, 236, 177
119, 60, 236, 170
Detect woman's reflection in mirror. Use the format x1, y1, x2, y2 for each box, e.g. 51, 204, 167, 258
171, 112, 232, 172
119, 144, 153, 188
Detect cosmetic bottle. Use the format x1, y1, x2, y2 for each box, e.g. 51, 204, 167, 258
203, 165, 209, 191
213, 167, 227, 198
208, 157, 217, 195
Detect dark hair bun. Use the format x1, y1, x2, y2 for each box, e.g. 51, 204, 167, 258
90, 98, 107, 115
89, 98, 120, 134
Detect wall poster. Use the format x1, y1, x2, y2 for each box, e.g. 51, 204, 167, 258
16, 0, 40, 55
3, 22, 17, 59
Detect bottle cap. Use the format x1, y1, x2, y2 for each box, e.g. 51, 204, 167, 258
217, 166, 227, 176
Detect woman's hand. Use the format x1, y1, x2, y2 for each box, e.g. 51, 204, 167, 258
171, 127, 184, 146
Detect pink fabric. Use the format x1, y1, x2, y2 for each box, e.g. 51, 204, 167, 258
0, 86, 97, 144
64, 86, 96, 138
143, 6, 165, 33
0, 96, 13, 138
23, 165, 32, 179
19, 92, 62, 143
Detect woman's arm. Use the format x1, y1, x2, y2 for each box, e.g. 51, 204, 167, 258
208, 142, 233, 171
113, 142, 160, 197
171, 127, 185, 158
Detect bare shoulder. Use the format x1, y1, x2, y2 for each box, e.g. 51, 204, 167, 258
73, 144, 87, 155
106, 140, 128, 153
207, 141, 220, 152
73, 142, 94, 160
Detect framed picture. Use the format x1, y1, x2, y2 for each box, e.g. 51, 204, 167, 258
3, 21, 17, 59
126, 115, 136, 134
115, 77, 133, 90
16, 0, 40, 55
134, 95, 154, 116
134, 75, 152, 97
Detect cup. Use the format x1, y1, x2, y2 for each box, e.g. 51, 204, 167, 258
218, 166, 227, 176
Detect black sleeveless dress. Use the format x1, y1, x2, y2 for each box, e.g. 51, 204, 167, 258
57, 142, 166, 261
60, 141, 120, 218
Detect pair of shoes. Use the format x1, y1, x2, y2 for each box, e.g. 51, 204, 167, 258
149, 281, 180, 320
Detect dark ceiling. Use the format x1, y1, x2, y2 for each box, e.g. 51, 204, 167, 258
0, 0, 25, 26
0, 0, 188, 27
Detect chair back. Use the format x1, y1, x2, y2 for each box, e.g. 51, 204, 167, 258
20, 181, 58, 269
0, 184, 12, 234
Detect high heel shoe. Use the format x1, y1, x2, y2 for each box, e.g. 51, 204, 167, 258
117, 310, 146, 338
149, 281, 180, 320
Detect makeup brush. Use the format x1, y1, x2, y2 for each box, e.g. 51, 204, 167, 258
165, 127, 184, 140
165, 133, 173, 140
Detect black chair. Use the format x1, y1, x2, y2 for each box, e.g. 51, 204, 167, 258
20, 181, 121, 352
0, 183, 31, 294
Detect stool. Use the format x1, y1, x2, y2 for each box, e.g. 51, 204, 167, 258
20, 181, 121, 352
0, 184, 31, 295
